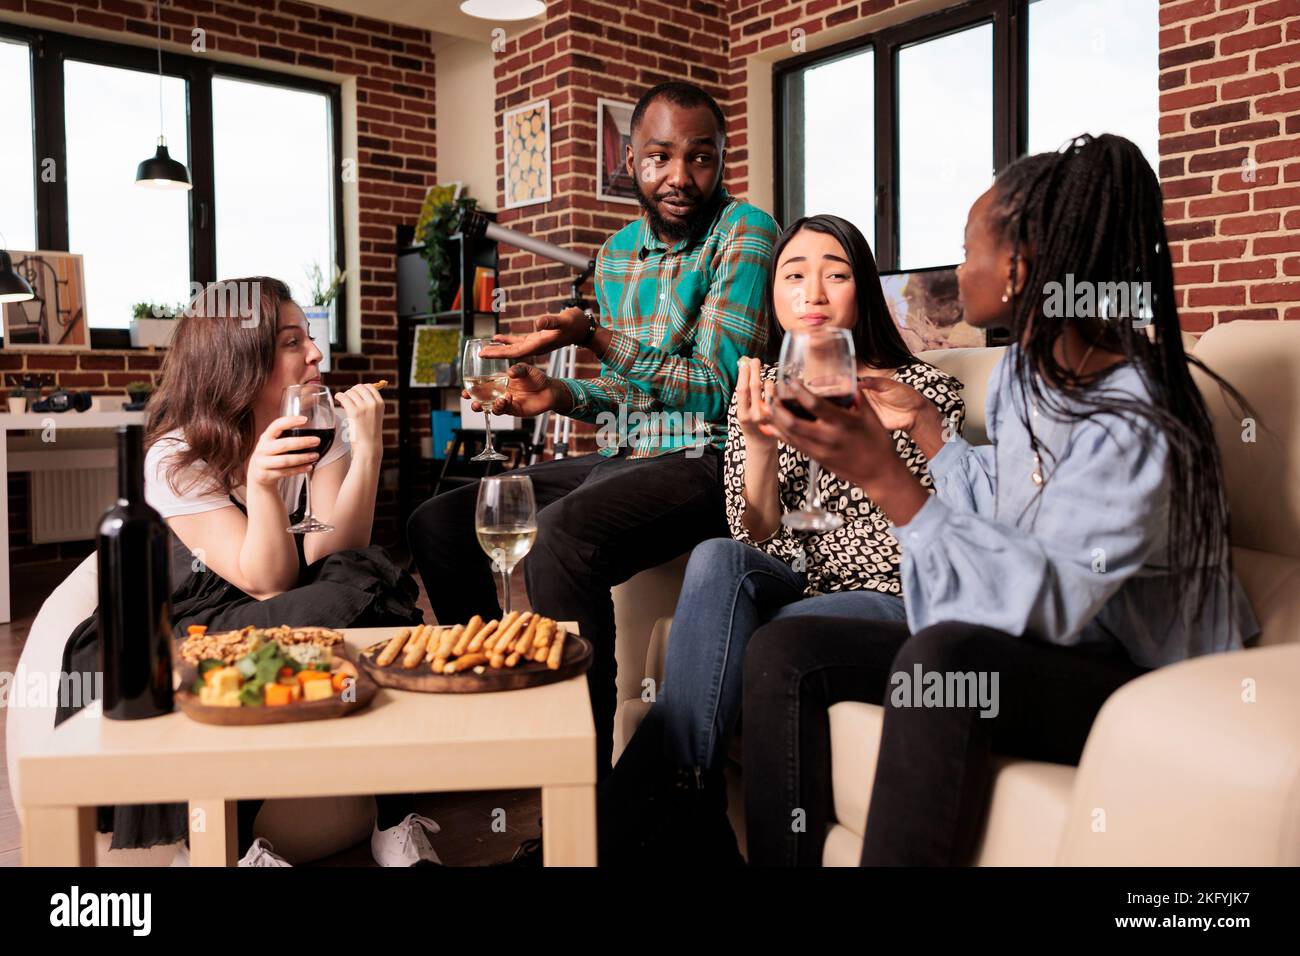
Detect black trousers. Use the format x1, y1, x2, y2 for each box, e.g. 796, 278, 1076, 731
408, 446, 728, 776
741, 618, 1149, 866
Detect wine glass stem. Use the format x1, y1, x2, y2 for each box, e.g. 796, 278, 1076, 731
303, 465, 314, 521
807, 458, 823, 511
484, 416, 496, 455
500, 564, 512, 616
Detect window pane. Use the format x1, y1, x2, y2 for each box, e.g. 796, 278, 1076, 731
783, 49, 875, 250
1028, 0, 1159, 168
897, 23, 994, 270
0, 38, 37, 251
213, 77, 335, 337
65, 60, 190, 329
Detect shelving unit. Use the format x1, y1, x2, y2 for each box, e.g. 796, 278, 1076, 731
394, 219, 499, 529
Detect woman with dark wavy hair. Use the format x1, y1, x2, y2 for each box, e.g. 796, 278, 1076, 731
58, 277, 435, 865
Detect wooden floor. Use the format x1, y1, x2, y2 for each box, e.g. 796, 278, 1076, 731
0, 556, 540, 868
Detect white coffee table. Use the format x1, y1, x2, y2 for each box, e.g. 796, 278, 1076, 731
18, 625, 596, 866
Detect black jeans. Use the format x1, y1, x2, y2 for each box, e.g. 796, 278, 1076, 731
741, 618, 1149, 866
407, 446, 728, 776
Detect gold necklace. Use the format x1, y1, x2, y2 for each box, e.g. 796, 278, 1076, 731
1030, 339, 1098, 486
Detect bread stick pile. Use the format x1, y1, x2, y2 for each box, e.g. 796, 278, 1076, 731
371, 612, 568, 675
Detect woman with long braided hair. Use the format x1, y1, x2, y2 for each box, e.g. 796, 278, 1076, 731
740, 134, 1259, 866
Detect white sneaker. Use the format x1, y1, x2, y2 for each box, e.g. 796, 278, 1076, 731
170, 845, 190, 867
371, 813, 442, 866
238, 837, 291, 867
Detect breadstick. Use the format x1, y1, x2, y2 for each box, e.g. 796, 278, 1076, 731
500, 612, 532, 652
546, 626, 568, 670
423, 626, 445, 662
445, 652, 488, 673
375, 627, 411, 667
367, 380, 389, 389
402, 625, 433, 668
506, 616, 541, 666
431, 624, 463, 672
453, 615, 484, 657
467, 619, 499, 653
484, 611, 521, 653
532, 618, 555, 655
489, 612, 530, 668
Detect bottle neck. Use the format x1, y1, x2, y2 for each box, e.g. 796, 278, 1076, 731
118, 426, 145, 501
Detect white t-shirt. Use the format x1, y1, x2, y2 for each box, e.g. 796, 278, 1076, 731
145, 421, 350, 519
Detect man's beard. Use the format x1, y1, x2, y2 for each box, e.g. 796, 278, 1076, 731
635, 181, 722, 243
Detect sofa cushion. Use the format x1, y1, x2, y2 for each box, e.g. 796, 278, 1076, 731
915, 346, 1006, 446
827, 701, 1076, 865
1193, 322, 1300, 561
1232, 546, 1300, 647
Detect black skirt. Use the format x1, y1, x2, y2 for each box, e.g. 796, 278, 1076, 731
56, 509, 424, 850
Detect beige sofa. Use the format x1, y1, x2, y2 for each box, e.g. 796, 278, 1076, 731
613, 321, 1300, 866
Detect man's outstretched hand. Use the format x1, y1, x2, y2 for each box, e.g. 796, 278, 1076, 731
480, 307, 588, 360
462, 362, 573, 418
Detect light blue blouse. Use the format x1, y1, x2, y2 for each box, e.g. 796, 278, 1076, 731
891, 347, 1259, 668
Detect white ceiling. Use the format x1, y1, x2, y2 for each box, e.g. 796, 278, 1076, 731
309, 0, 544, 49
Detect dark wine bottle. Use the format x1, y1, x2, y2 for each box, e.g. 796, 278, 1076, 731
97, 425, 174, 720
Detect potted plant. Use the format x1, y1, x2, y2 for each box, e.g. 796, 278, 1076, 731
416, 186, 476, 313
124, 380, 152, 410
304, 264, 344, 371
129, 301, 182, 349
6, 374, 42, 413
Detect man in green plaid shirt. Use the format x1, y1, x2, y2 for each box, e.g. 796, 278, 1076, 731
409, 82, 779, 778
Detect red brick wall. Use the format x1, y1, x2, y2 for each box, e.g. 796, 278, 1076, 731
1158, 0, 1300, 330
1, 0, 437, 561
492, 0, 732, 452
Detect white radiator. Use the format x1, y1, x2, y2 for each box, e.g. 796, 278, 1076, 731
29, 468, 118, 543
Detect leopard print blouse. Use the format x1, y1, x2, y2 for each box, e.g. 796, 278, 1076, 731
724, 360, 966, 597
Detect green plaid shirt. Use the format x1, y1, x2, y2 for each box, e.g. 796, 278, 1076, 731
559, 190, 779, 458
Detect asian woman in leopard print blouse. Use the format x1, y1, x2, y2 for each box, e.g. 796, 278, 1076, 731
601, 214, 965, 865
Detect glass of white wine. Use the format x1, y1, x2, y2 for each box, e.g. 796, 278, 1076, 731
463, 337, 510, 463
475, 474, 537, 617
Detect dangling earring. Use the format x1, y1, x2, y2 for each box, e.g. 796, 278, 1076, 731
1001, 286, 1012, 303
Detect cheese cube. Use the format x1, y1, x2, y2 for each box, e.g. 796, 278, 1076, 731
211, 667, 241, 696
302, 679, 334, 702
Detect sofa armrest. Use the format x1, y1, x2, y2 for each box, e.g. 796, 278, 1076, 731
1056, 643, 1300, 865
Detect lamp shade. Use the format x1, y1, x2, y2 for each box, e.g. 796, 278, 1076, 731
0, 249, 34, 304
459, 0, 546, 20
135, 140, 192, 190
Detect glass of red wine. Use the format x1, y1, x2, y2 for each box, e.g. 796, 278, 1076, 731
777, 326, 856, 532
281, 383, 335, 534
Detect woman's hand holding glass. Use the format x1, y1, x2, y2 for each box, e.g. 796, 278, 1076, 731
764, 380, 896, 492
857, 375, 947, 459
247, 415, 319, 491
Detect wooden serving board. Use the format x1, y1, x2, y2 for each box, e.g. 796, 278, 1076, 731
175, 647, 378, 726
358, 632, 593, 693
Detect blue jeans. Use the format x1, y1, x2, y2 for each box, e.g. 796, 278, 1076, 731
654, 537, 908, 770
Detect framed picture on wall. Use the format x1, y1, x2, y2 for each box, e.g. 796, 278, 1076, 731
596, 97, 638, 205
879, 265, 986, 352
409, 324, 462, 387
503, 100, 552, 210
1, 250, 90, 350
501, 98, 548, 208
